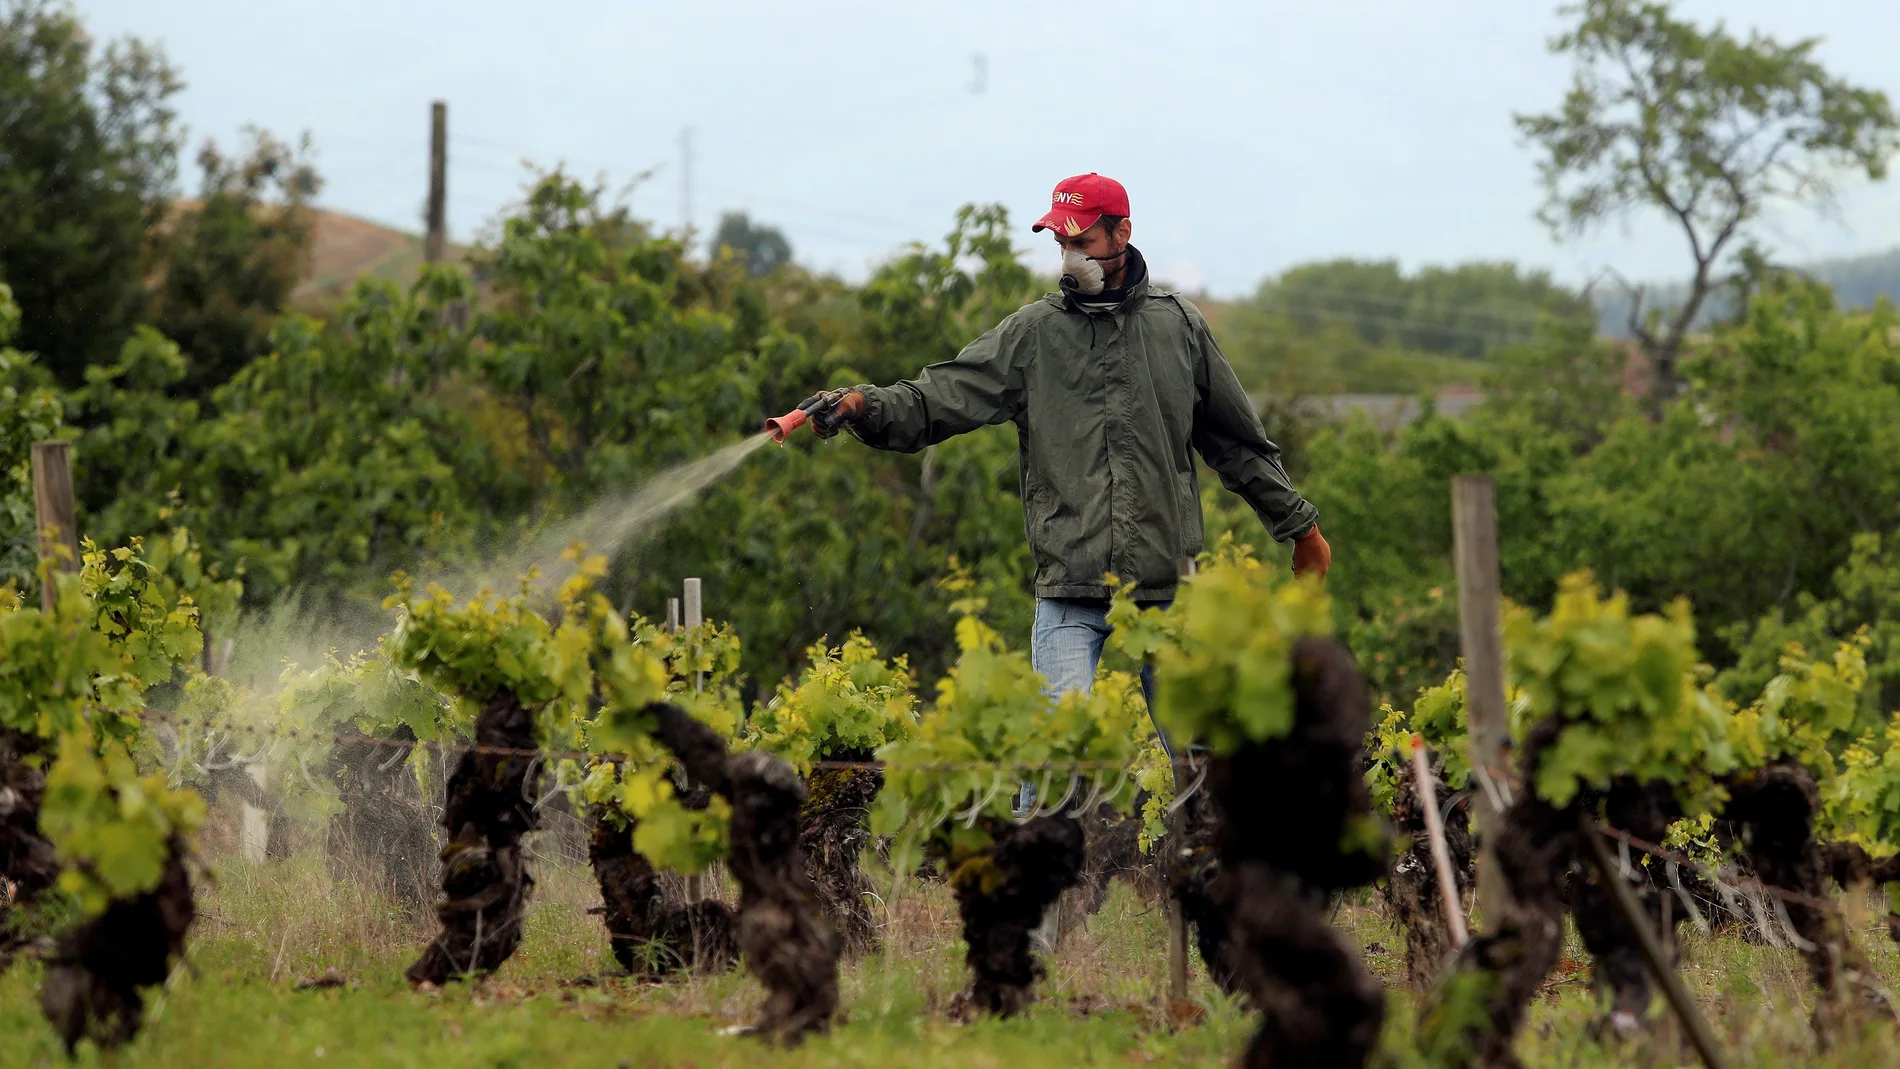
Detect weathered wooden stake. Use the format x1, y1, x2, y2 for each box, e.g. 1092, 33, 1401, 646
681, 578, 705, 903
1166, 555, 1196, 1003
683, 577, 704, 693
1582, 820, 1728, 1069
1167, 803, 1189, 1003
666, 597, 681, 633
31, 440, 80, 611
1452, 474, 1511, 930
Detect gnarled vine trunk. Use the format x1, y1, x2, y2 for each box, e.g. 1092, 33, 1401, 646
1722, 759, 1895, 1042
645, 702, 840, 1044
1567, 778, 1684, 1036
944, 813, 1085, 1018
1420, 719, 1699, 1066
1418, 717, 1573, 1069
1, 727, 57, 970
798, 759, 881, 955
1384, 764, 1473, 992
39, 839, 194, 1053
587, 803, 736, 978
327, 723, 435, 912
1055, 799, 1153, 944
1207, 636, 1389, 1069
407, 692, 539, 985
1170, 778, 1246, 997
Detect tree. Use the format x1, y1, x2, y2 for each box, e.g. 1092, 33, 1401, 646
1516, 0, 1900, 405
148, 129, 321, 397
710, 212, 792, 277
0, 0, 182, 387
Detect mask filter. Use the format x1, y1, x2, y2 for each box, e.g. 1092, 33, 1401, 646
1061, 247, 1105, 295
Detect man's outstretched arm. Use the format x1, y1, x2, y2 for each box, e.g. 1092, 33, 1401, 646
827, 320, 1025, 454
1187, 316, 1330, 575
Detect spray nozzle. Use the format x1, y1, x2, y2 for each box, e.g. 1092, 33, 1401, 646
764, 395, 828, 444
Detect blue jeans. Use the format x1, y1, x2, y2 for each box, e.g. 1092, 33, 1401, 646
1017, 596, 1176, 814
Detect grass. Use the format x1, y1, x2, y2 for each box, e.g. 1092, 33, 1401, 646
4, 823, 1900, 1068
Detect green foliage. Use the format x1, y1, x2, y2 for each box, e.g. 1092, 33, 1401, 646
1129, 736, 1174, 853
1503, 572, 1734, 808
38, 727, 204, 914
150, 128, 322, 395
1823, 720, 1900, 861
0, 533, 209, 916
710, 212, 793, 277
1516, 0, 1900, 397
1222, 258, 1595, 395
0, 283, 63, 593
1106, 538, 1332, 755
870, 588, 1145, 882
0, 571, 136, 739
386, 549, 743, 875
0, 0, 182, 387
79, 537, 205, 691
1364, 664, 1538, 815
1364, 672, 1475, 816
748, 631, 916, 771
1726, 635, 1869, 776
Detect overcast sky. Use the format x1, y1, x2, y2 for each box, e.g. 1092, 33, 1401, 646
77, 1, 1900, 297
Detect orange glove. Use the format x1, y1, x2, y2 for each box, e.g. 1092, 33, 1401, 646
1292, 525, 1331, 581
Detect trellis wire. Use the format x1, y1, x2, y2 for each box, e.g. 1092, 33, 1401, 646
149, 710, 1893, 924
143, 710, 1202, 774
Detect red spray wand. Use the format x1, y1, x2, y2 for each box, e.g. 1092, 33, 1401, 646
764, 393, 841, 444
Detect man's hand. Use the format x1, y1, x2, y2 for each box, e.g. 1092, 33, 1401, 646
1292, 525, 1330, 581
809, 389, 866, 438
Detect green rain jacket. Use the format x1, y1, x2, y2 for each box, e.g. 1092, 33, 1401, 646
849, 247, 1318, 602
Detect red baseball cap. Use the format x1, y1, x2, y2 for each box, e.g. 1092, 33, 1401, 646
1031, 173, 1130, 236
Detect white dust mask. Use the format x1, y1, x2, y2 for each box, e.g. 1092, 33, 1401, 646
1061, 247, 1105, 295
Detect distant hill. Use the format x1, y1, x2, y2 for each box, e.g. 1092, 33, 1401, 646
290, 209, 467, 312
1597, 246, 1900, 334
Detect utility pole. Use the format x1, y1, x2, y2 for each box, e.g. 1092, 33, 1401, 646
425, 100, 447, 263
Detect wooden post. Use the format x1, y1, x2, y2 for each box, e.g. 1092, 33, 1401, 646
31, 441, 80, 611
683, 577, 704, 693
1165, 555, 1196, 1004
425, 100, 447, 263
1167, 803, 1190, 1004
666, 597, 681, 633
680, 577, 705, 903
1452, 474, 1511, 930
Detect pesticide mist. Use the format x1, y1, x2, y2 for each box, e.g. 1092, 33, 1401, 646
429, 430, 775, 600
216, 431, 778, 688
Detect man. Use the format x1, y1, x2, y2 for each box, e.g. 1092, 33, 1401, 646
806, 172, 1329, 744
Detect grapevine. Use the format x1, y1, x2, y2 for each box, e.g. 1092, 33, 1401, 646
749, 631, 916, 953
869, 589, 1143, 1017
2, 539, 209, 1053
